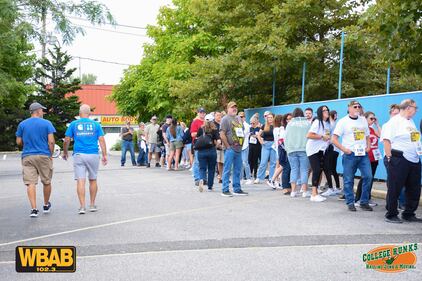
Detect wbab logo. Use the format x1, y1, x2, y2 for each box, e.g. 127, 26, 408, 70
362, 243, 418, 273
16, 246, 76, 273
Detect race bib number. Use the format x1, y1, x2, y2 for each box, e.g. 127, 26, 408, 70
324, 129, 330, 137
249, 137, 257, 144
372, 148, 382, 161
354, 144, 365, 156
410, 131, 420, 142
353, 129, 365, 141
235, 128, 244, 138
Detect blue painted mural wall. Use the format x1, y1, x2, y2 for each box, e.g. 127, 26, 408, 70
244, 91, 422, 180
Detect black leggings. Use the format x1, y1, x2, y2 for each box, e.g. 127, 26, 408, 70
248, 143, 261, 178
326, 145, 340, 188
308, 150, 333, 188
355, 161, 378, 202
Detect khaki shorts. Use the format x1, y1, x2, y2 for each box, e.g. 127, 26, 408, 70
22, 155, 53, 185
217, 149, 225, 163
170, 141, 183, 151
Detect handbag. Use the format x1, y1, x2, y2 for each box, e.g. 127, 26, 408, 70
194, 134, 213, 150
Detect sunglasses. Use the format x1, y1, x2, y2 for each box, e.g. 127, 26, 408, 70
369, 117, 376, 121
409, 105, 418, 110
353, 105, 362, 109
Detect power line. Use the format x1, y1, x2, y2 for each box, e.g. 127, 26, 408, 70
73, 23, 148, 37
68, 16, 148, 30
71, 55, 133, 66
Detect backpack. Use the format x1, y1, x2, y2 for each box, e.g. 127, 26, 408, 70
182, 128, 191, 144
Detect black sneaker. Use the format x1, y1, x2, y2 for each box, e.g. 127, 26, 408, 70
221, 191, 233, 197
347, 204, 357, 212
385, 216, 403, 223
43, 202, 51, 213
338, 194, 345, 201
147, 163, 151, 168
401, 215, 422, 223
30, 209, 39, 217
233, 190, 249, 196
208, 187, 213, 191
155, 163, 161, 168
359, 203, 373, 211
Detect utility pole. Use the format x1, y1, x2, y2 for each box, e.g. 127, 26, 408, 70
41, 4, 47, 84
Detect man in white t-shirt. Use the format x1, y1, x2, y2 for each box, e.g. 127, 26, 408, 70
382, 99, 422, 223
332, 100, 373, 212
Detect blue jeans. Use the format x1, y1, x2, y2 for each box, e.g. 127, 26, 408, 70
241, 147, 251, 180
192, 150, 201, 182
198, 148, 217, 189
222, 148, 242, 193
280, 159, 291, 189
342, 153, 372, 205
288, 151, 309, 185
257, 141, 276, 181
121, 140, 136, 165
137, 143, 148, 165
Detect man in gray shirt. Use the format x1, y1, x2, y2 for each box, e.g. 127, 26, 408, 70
220, 101, 248, 197
120, 121, 136, 166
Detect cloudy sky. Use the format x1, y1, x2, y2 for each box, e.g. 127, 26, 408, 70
41, 0, 173, 85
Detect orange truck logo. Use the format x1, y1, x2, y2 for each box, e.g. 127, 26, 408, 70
363, 244, 417, 273
16, 246, 76, 273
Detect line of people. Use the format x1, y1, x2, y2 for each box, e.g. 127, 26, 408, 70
16, 99, 421, 223
134, 99, 421, 223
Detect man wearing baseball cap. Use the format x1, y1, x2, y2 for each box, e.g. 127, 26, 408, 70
220, 101, 248, 196
16, 102, 56, 217
145, 116, 161, 167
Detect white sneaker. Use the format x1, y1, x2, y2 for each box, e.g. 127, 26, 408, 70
198, 180, 204, 192
254, 179, 261, 184
290, 191, 298, 198
368, 199, 378, 207
244, 179, 253, 185
302, 191, 311, 198
321, 188, 336, 197
333, 187, 342, 195
310, 194, 327, 202
266, 180, 276, 189
354, 201, 360, 207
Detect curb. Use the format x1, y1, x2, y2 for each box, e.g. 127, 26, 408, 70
366, 188, 422, 206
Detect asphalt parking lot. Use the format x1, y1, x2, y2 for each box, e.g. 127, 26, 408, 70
0, 153, 421, 280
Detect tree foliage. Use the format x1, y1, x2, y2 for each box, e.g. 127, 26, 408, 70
112, 0, 421, 121
0, 0, 34, 151
81, 73, 97, 84
17, 0, 115, 44
28, 45, 81, 142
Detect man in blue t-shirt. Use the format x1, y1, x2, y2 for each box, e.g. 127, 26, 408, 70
16, 102, 56, 218
63, 104, 107, 214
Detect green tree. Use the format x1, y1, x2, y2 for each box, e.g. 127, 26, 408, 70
81, 73, 97, 84
17, 0, 115, 48
29, 45, 81, 143
0, 0, 34, 151
112, 0, 422, 120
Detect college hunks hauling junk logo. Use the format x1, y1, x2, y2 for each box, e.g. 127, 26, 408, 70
362, 243, 418, 273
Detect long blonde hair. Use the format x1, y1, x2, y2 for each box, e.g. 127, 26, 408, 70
264, 113, 274, 132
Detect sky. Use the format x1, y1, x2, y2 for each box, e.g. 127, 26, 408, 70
39, 0, 173, 85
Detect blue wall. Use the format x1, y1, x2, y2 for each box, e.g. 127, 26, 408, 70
244, 91, 422, 180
